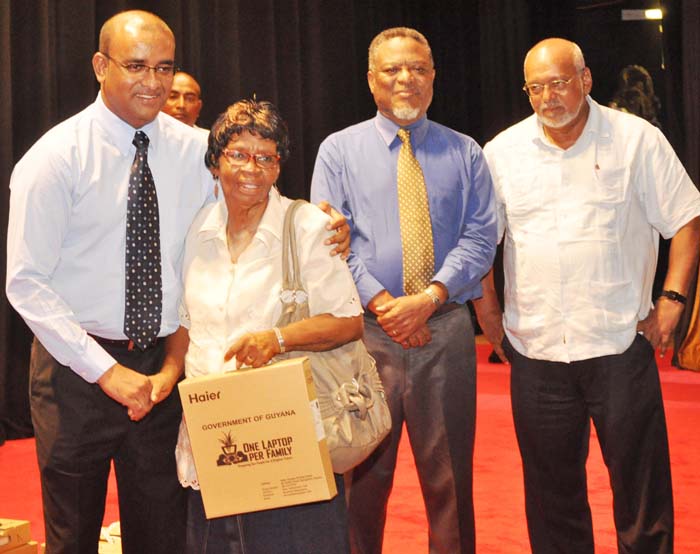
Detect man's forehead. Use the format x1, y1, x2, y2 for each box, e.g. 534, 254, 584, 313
374, 45, 433, 67
526, 69, 576, 86
377, 36, 429, 53
172, 76, 200, 94
113, 20, 174, 53
525, 44, 576, 75
377, 56, 431, 66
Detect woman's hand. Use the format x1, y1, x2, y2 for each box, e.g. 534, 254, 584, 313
224, 330, 280, 368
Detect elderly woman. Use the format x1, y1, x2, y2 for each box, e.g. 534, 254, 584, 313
174, 99, 363, 554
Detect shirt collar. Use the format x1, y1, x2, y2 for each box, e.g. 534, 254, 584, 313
196, 198, 228, 244
374, 111, 429, 149
582, 96, 611, 140
531, 96, 607, 148
256, 186, 285, 243
94, 92, 161, 157
197, 187, 285, 247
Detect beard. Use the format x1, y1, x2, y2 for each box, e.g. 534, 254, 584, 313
392, 105, 421, 122
536, 101, 580, 129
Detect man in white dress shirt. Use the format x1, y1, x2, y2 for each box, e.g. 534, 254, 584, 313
475, 38, 700, 553
6, 10, 348, 554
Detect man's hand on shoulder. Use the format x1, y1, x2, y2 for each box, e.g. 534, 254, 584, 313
97, 363, 153, 421
316, 200, 351, 259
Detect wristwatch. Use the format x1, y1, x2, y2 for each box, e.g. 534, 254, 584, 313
659, 290, 687, 305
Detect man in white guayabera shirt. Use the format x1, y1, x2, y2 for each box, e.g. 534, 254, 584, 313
475, 38, 700, 554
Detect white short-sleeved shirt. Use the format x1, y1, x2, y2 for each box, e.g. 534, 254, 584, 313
484, 97, 700, 362
175, 187, 362, 488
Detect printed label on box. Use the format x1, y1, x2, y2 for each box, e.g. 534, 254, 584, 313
179, 357, 337, 518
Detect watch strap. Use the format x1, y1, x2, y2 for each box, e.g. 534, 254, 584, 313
659, 290, 687, 305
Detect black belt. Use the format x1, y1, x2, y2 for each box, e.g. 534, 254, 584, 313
88, 334, 165, 351
364, 302, 462, 321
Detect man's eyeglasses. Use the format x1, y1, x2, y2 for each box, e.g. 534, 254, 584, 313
522, 70, 584, 97
221, 149, 280, 169
101, 52, 178, 77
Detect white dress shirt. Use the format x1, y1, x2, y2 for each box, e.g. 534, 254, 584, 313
175, 188, 362, 488
6, 94, 215, 382
484, 97, 700, 362
193, 124, 210, 139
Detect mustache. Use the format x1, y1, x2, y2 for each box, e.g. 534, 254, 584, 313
541, 100, 563, 109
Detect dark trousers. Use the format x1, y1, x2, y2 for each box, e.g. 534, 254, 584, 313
30, 338, 186, 554
186, 473, 349, 554
349, 307, 476, 554
506, 334, 674, 554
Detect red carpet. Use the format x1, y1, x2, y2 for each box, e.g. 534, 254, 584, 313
1, 343, 699, 552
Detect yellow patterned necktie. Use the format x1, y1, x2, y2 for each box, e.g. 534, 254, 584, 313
396, 128, 435, 295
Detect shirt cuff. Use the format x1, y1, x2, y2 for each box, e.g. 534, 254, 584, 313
70, 338, 119, 383
357, 280, 386, 309
432, 270, 455, 302
433, 269, 482, 302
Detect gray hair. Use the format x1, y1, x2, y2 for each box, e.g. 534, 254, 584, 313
571, 43, 585, 71
368, 27, 433, 72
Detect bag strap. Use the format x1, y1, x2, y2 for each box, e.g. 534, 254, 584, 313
281, 199, 308, 293
277, 199, 310, 327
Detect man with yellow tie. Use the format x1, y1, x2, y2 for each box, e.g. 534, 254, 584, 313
311, 27, 497, 554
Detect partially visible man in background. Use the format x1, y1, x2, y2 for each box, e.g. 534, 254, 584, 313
162, 70, 208, 134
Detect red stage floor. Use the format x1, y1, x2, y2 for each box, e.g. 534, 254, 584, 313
1, 343, 699, 552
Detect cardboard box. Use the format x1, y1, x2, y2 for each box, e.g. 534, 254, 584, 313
98, 521, 121, 553
1, 541, 37, 554
0, 520, 31, 553
97, 539, 121, 554
179, 357, 337, 518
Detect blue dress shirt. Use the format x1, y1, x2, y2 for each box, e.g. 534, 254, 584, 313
311, 112, 497, 306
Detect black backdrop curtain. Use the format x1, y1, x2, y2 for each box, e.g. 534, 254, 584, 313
1, 0, 697, 441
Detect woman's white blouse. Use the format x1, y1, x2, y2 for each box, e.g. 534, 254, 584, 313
175, 187, 362, 488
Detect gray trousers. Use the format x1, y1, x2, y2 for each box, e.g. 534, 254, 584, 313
348, 306, 476, 554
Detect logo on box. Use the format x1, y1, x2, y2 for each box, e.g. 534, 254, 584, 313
216, 430, 295, 466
